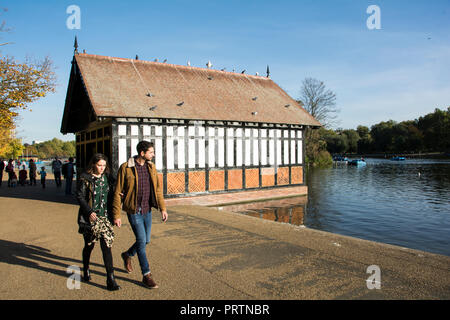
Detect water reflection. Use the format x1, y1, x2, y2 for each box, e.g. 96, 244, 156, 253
216, 197, 307, 226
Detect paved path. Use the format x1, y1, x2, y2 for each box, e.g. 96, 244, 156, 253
0, 179, 449, 300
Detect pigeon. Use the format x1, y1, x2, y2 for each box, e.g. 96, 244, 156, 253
177, 101, 184, 106
241, 70, 246, 74
252, 97, 257, 101
149, 105, 157, 111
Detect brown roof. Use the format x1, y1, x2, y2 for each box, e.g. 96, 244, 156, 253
69, 53, 321, 127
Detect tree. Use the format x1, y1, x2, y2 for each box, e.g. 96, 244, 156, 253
0, 56, 56, 131
0, 14, 56, 154
297, 78, 339, 167
298, 77, 339, 128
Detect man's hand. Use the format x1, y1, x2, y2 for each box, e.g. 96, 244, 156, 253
114, 219, 122, 228
161, 210, 168, 222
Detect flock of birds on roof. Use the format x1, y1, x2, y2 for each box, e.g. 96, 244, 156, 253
135, 54, 270, 78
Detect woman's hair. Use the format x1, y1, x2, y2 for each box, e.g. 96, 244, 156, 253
86, 153, 110, 175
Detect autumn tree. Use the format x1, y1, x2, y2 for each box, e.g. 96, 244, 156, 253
0, 13, 56, 156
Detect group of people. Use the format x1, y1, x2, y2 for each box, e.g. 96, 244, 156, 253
76, 140, 168, 291
0, 157, 75, 191
52, 157, 75, 194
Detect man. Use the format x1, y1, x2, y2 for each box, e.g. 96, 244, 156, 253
0, 159, 4, 187
112, 141, 168, 289
51, 157, 63, 187
62, 157, 75, 195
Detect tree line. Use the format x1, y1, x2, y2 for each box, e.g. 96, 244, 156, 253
321, 107, 450, 155
22, 138, 76, 160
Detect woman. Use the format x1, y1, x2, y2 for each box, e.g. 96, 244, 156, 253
76, 153, 120, 291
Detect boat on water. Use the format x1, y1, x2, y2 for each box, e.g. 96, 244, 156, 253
348, 159, 367, 166
333, 155, 348, 162
391, 156, 406, 161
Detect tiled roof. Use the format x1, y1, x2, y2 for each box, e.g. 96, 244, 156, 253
71, 53, 321, 126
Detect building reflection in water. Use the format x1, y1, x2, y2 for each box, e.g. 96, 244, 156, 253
214, 196, 307, 226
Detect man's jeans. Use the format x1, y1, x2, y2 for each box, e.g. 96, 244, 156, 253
126, 211, 152, 276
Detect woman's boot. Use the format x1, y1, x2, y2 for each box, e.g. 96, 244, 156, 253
82, 247, 92, 282
106, 272, 120, 291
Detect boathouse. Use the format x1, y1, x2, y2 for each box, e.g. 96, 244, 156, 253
60, 52, 321, 197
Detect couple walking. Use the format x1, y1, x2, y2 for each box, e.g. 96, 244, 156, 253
76, 141, 168, 291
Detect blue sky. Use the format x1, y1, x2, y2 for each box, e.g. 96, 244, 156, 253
1, 0, 449, 143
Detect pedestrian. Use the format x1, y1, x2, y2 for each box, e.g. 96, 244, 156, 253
62, 157, 76, 195
112, 140, 168, 289
19, 165, 28, 186
76, 153, 120, 291
6, 159, 14, 188
39, 166, 47, 189
0, 158, 4, 187
29, 159, 37, 186
10, 171, 17, 187
51, 157, 63, 187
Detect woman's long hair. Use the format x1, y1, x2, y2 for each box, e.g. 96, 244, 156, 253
85, 153, 110, 175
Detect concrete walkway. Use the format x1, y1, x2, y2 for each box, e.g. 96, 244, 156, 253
0, 178, 449, 300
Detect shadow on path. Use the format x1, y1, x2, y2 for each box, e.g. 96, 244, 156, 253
0, 239, 139, 290
0, 179, 78, 205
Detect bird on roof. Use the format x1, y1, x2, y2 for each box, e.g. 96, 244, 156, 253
187, 61, 191, 66
266, 65, 270, 78
177, 101, 184, 106
221, 68, 226, 71
285, 104, 290, 108
208, 76, 214, 80
154, 58, 159, 62
255, 72, 259, 76
163, 59, 167, 63
206, 61, 212, 69
146, 92, 153, 97
149, 105, 157, 111
135, 55, 139, 60
252, 97, 257, 101
241, 70, 246, 74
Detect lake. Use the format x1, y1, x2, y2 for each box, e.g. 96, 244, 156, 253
221, 158, 450, 257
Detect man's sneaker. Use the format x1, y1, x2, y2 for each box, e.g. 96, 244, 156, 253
142, 273, 159, 289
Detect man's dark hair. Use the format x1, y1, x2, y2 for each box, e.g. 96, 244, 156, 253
136, 140, 154, 155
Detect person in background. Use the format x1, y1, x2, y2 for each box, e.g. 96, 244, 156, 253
10, 171, 17, 188
62, 157, 76, 195
19, 165, 28, 186
6, 159, 14, 188
0, 158, 4, 187
39, 166, 47, 189
29, 159, 37, 186
52, 157, 63, 187
76, 153, 120, 291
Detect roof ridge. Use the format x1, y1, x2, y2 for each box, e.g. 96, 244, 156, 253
76, 53, 270, 80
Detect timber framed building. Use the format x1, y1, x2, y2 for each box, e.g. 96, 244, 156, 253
61, 53, 321, 198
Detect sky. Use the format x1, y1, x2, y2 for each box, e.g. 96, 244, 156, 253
1, 0, 449, 144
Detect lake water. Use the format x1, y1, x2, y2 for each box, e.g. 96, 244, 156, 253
221, 158, 450, 257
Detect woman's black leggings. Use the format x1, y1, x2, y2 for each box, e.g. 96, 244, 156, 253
82, 233, 113, 274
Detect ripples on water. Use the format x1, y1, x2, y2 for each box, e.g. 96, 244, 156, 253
305, 158, 450, 256
220, 158, 450, 256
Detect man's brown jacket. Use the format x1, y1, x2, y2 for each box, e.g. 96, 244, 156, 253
112, 157, 166, 220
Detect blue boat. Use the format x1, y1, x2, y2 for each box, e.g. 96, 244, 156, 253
348, 159, 366, 166
391, 156, 406, 161
333, 155, 348, 162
